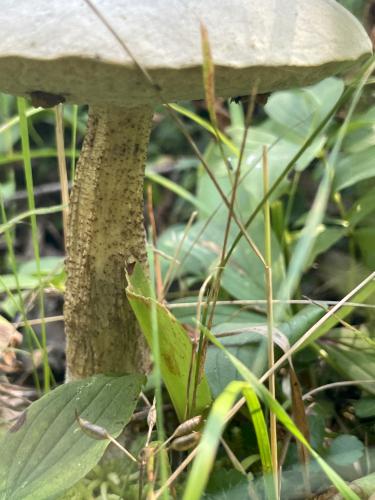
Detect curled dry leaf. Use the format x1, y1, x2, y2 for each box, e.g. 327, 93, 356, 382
173, 415, 203, 438
170, 431, 201, 451
0, 316, 22, 370
75, 409, 109, 440
0, 381, 35, 430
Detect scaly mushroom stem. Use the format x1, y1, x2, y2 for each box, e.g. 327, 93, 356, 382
65, 105, 153, 379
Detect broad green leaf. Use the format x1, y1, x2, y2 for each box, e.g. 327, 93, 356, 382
158, 215, 285, 301
205, 331, 267, 398
224, 60, 374, 264
348, 186, 375, 227
203, 470, 250, 499
126, 264, 212, 421
278, 305, 323, 345
0, 374, 145, 500
18, 256, 64, 276
353, 398, 375, 418
265, 78, 344, 141
337, 0, 367, 18
171, 301, 263, 328
295, 226, 346, 270
308, 413, 326, 450
322, 329, 375, 396
276, 166, 332, 313
0, 274, 39, 293
354, 228, 375, 268
334, 147, 375, 191
197, 132, 290, 214
342, 106, 375, 153
302, 271, 375, 349
277, 63, 371, 314
328, 435, 364, 466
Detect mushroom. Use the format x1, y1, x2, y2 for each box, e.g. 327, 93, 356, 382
0, 0, 371, 380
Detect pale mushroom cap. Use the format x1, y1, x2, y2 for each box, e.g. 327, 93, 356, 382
0, 0, 372, 106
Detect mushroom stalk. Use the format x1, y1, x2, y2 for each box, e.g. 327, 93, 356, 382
65, 105, 153, 379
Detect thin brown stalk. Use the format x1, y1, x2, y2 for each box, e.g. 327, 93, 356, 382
220, 437, 247, 475
189, 273, 214, 416
14, 315, 64, 328
147, 185, 164, 302
191, 86, 262, 412
166, 105, 265, 266
154, 447, 198, 499
168, 299, 374, 309
303, 380, 375, 400
163, 210, 197, 294
107, 434, 138, 463
54, 104, 69, 250
262, 146, 278, 495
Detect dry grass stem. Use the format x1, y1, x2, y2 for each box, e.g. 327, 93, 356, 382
54, 104, 69, 250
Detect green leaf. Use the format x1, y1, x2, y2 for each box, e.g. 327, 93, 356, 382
205, 331, 267, 398
336, 0, 367, 18
300, 273, 375, 350
171, 302, 263, 328
158, 215, 285, 301
353, 398, 375, 418
334, 147, 375, 191
0, 274, 39, 293
348, 186, 375, 227
18, 256, 64, 276
328, 435, 364, 466
126, 264, 212, 421
297, 226, 346, 270
0, 374, 145, 500
342, 106, 375, 153
265, 78, 344, 141
204, 470, 250, 499
322, 329, 375, 395
276, 166, 332, 311
354, 228, 375, 268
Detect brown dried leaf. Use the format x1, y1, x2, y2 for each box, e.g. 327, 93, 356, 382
174, 415, 203, 437
75, 410, 109, 440
170, 431, 201, 451
0, 316, 22, 354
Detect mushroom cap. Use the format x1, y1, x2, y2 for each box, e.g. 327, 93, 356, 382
0, 0, 372, 106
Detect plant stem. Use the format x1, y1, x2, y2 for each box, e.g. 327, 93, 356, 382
263, 146, 278, 496
65, 105, 152, 379
54, 104, 69, 250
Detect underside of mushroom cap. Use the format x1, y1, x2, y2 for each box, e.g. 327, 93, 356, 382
0, 0, 372, 106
